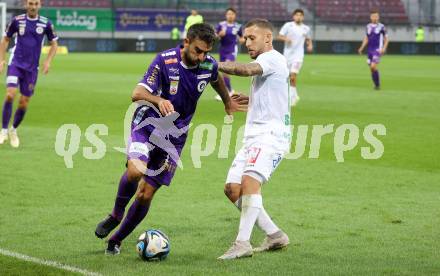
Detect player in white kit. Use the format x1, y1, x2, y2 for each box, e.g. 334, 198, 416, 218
217, 19, 291, 260
278, 9, 313, 106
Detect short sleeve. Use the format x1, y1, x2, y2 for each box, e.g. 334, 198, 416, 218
138, 54, 164, 95
279, 23, 288, 36
254, 52, 275, 77
5, 18, 17, 38
45, 20, 58, 41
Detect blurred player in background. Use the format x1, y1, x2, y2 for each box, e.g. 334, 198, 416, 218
0, 0, 58, 147
358, 10, 389, 90
278, 9, 312, 106
94, 23, 248, 255
214, 8, 244, 101
184, 10, 203, 38
217, 19, 291, 260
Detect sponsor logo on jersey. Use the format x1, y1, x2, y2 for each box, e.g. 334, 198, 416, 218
147, 65, 160, 85
165, 58, 178, 65
199, 61, 213, 71
272, 154, 282, 169
169, 67, 179, 75
197, 73, 211, 79
161, 51, 176, 57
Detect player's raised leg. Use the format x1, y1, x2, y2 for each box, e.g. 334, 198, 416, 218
0, 87, 17, 144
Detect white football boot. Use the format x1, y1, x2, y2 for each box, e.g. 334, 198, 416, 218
9, 127, 20, 148
218, 240, 253, 260
254, 230, 290, 252
0, 129, 8, 144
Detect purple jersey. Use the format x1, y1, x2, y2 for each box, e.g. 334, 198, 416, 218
216, 21, 242, 55
366, 23, 387, 52
5, 14, 58, 72
136, 45, 219, 146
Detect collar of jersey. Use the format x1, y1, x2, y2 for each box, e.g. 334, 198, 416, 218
26, 15, 39, 21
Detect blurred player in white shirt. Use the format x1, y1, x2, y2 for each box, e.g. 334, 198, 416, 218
278, 9, 313, 106
217, 19, 291, 260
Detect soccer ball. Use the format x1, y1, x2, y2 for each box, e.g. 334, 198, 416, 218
136, 229, 170, 261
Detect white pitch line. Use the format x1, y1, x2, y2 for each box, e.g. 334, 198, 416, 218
0, 248, 102, 276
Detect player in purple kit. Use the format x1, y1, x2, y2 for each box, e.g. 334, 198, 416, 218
214, 8, 244, 101
94, 23, 248, 255
358, 10, 389, 90
0, 0, 58, 147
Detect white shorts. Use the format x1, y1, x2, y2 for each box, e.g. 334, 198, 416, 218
287, 60, 303, 74
226, 135, 289, 184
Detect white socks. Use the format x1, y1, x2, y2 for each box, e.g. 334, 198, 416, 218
235, 197, 280, 237
236, 194, 262, 242
1, 128, 7, 134
235, 195, 280, 241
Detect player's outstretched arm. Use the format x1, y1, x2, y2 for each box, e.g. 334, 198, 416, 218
358, 36, 368, 54
42, 40, 58, 75
218, 61, 263, 77
211, 76, 248, 114
132, 85, 174, 116
0, 37, 11, 74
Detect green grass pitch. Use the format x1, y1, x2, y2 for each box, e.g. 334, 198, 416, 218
0, 53, 439, 275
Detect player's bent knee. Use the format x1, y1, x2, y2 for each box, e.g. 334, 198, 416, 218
224, 183, 241, 202
126, 161, 145, 183
241, 174, 263, 195
18, 97, 30, 109
5, 89, 17, 102
136, 180, 157, 205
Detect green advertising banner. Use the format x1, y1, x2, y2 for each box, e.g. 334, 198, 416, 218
40, 8, 113, 32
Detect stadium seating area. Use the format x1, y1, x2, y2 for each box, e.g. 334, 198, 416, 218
299, 0, 409, 24
229, 0, 290, 21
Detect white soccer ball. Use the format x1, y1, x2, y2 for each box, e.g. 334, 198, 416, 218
136, 229, 170, 261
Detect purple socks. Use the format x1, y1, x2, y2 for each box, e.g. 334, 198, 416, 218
111, 172, 139, 221
110, 199, 150, 243
372, 70, 380, 88
2, 100, 12, 129
12, 108, 27, 129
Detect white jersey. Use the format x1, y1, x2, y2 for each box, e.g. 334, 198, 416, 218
244, 49, 291, 142
279, 22, 311, 62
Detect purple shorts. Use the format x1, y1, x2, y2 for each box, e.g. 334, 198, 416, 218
6, 65, 38, 97
367, 50, 381, 65
220, 52, 237, 62
127, 123, 183, 189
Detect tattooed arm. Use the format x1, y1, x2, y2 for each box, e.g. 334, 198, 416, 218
218, 61, 263, 77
